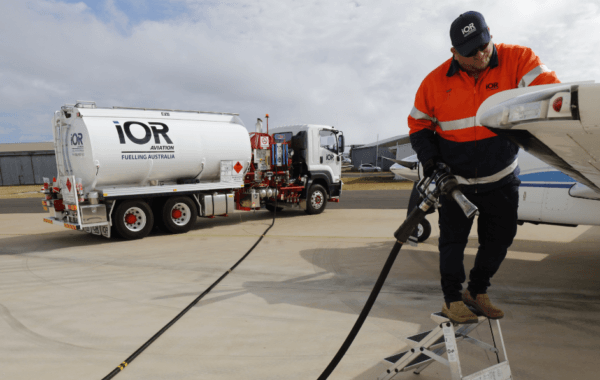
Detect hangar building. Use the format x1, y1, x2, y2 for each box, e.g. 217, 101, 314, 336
0, 142, 56, 186
349, 134, 416, 173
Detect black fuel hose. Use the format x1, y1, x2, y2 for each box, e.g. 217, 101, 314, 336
102, 198, 278, 380
316, 206, 427, 380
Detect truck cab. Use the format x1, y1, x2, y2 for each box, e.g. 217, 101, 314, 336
270, 124, 344, 210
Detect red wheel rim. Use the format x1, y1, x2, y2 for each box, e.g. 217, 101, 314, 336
125, 213, 137, 225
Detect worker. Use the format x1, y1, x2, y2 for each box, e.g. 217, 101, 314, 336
408, 11, 560, 324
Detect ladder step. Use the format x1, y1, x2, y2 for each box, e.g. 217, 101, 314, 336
384, 351, 431, 368
406, 330, 445, 345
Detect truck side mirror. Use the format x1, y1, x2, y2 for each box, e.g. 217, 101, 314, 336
338, 135, 345, 153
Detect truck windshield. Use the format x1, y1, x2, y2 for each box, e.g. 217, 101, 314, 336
319, 130, 337, 153
273, 132, 293, 143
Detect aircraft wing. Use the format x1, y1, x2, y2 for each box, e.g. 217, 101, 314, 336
477, 82, 600, 195
382, 156, 418, 170
386, 155, 420, 181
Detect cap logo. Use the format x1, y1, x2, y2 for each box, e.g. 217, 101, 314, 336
462, 23, 476, 37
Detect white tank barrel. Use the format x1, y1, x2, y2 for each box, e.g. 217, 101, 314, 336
56, 107, 252, 192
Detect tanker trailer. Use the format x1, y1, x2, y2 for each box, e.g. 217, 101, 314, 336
41, 101, 344, 239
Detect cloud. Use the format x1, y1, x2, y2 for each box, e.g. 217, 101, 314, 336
0, 0, 599, 145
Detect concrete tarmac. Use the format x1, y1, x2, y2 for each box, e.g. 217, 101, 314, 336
0, 206, 599, 380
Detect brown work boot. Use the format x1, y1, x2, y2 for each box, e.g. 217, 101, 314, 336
463, 290, 504, 319
442, 301, 478, 324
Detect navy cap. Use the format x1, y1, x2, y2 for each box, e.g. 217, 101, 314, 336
450, 11, 490, 56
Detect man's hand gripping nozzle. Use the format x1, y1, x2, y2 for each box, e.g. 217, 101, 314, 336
394, 163, 478, 244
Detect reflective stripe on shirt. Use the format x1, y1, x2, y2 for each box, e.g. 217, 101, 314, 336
454, 158, 519, 185
438, 116, 475, 131
410, 106, 437, 123
518, 65, 551, 88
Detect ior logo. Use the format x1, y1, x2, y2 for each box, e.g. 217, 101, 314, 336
114, 121, 173, 145
326, 154, 334, 161
70, 133, 83, 145
486, 82, 499, 90
462, 23, 476, 36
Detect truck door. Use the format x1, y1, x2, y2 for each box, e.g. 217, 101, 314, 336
319, 129, 341, 183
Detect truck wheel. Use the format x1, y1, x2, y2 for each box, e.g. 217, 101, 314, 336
417, 218, 431, 242
114, 200, 154, 240
161, 196, 198, 234
305, 184, 327, 215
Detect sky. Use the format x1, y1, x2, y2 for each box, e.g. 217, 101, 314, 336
1, 0, 599, 146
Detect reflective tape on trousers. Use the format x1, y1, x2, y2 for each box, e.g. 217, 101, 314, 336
518, 65, 551, 88
454, 158, 518, 185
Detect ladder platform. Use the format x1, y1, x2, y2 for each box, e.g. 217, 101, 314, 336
433, 305, 486, 318
431, 309, 488, 325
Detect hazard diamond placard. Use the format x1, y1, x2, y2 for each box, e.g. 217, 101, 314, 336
234, 162, 243, 173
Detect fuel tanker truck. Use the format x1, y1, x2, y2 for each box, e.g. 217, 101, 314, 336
41, 101, 344, 239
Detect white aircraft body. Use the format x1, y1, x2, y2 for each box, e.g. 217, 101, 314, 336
392, 81, 600, 229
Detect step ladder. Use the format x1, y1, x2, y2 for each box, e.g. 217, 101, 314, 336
378, 308, 512, 380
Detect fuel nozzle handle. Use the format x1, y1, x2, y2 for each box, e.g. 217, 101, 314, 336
450, 189, 478, 219
432, 163, 478, 219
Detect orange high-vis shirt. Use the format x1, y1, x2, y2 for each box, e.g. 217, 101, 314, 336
408, 43, 560, 192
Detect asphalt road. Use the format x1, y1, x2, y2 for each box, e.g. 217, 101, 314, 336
0, 190, 412, 214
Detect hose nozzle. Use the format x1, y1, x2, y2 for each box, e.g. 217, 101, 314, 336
451, 190, 479, 219
430, 164, 479, 219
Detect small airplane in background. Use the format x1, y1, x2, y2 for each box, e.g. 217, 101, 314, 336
390, 81, 600, 243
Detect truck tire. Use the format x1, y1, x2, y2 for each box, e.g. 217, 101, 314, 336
114, 200, 154, 240
160, 196, 198, 234
305, 184, 327, 215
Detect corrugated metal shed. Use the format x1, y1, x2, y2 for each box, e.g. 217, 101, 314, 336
0, 143, 56, 186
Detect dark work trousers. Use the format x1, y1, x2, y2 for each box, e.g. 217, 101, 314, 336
438, 181, 519, 303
